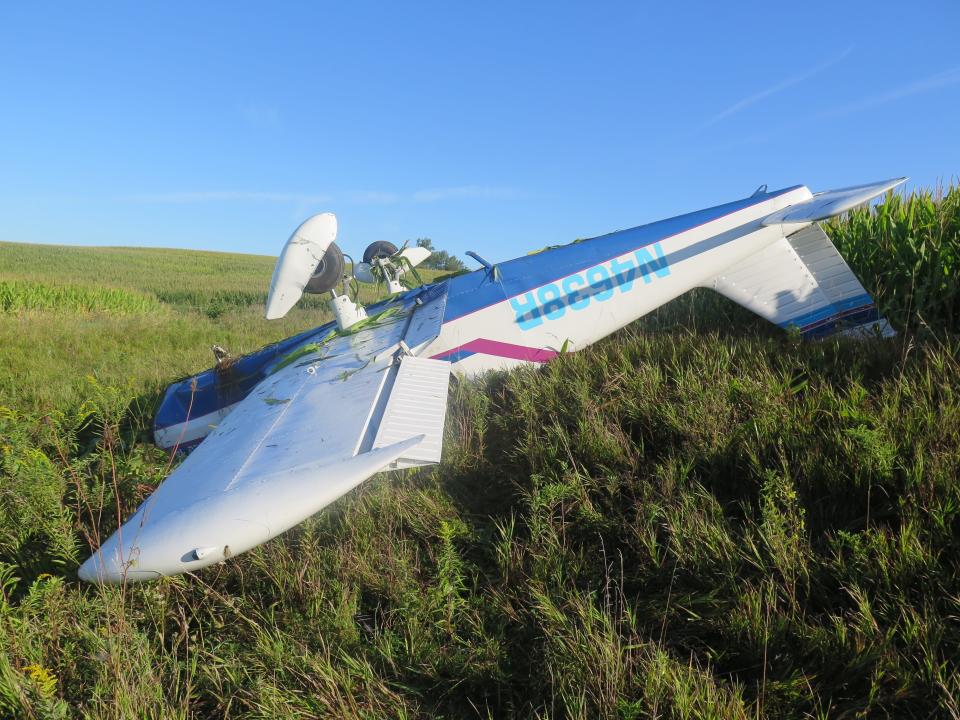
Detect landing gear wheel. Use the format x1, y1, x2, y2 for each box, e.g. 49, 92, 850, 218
362, 240, 398, 265
304, 241, 345, 294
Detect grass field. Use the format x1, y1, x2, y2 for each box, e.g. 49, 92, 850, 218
1, 189, 959, 718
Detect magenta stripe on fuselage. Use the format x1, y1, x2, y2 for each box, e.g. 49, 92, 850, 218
431, 338, 558, 363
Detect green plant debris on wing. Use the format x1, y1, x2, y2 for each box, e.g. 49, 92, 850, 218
337, 359, 371, 382
272, 339, 330, 373
272, 306, 406, 374
337, 305, 404, 335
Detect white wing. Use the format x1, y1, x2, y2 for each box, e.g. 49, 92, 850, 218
80, 289, 450, 583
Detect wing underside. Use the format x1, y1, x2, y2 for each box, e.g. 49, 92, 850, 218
79, 286, 451, 583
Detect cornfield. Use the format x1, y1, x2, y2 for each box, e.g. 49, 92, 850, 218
0, 280, 161, 314
824, 185, 960, 334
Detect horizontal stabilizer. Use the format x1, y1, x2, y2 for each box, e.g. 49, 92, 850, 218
702, 223, 893, 339
761, 178, 906, 226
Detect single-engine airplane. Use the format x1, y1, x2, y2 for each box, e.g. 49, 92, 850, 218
79, 178, 903, 583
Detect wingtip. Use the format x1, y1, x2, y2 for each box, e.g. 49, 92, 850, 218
878, 177, 908, 196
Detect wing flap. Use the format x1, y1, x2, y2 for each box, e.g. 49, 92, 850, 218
372, 356, 451, 468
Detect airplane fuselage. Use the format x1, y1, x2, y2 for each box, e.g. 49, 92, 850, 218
154, 184, 811, 451
82, 178, 899, 583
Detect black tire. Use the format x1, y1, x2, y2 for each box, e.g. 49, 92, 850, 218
362, 240, 398, 265
303, 241, 345, 294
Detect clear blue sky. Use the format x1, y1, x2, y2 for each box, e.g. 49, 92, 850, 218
1, 2, 958, 263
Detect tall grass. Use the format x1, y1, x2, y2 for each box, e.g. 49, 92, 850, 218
0, 190, 958, 717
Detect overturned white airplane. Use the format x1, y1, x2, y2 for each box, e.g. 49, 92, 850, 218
79, 178, 903, 583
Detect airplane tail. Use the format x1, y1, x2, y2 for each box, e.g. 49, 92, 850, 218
700, 179, 904, 339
